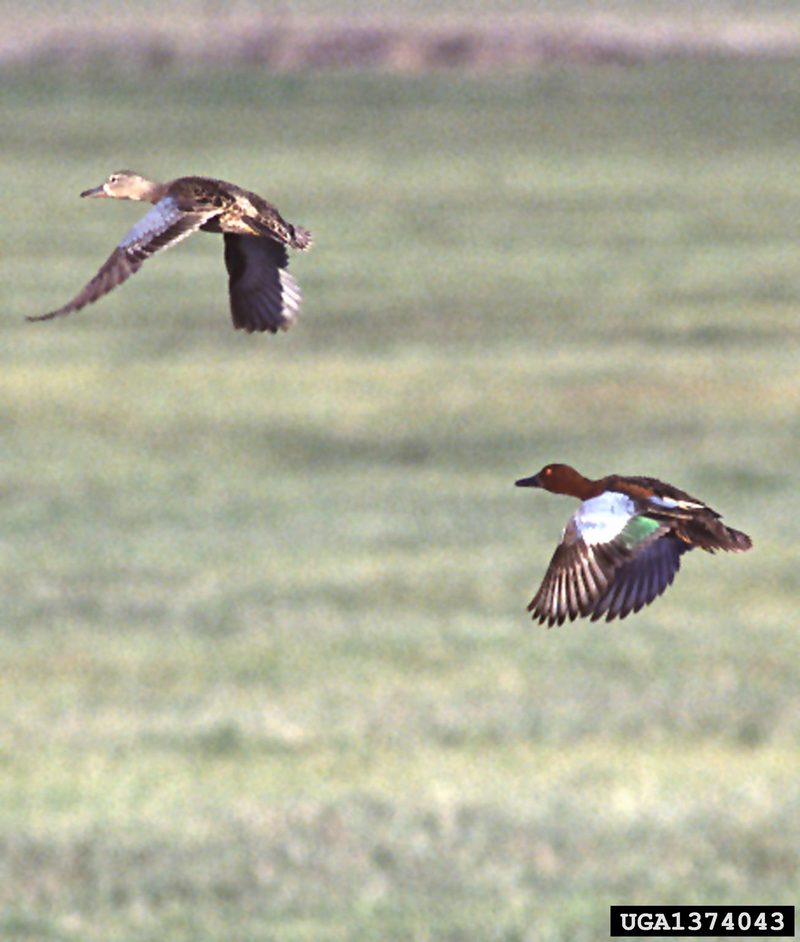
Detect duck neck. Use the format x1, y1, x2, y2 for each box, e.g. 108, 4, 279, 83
559, 469, 605, 500
139, 178, 169, 203
584, 478, 609, 499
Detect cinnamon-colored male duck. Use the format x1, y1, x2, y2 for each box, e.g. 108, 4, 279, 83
515, 463, 752, 626
28, 171, 312, 333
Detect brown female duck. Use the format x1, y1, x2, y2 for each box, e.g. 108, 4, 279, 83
28, 171, 312, 333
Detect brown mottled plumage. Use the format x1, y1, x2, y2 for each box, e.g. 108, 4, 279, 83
28, 171, 312, 333
516, 463, 752, 626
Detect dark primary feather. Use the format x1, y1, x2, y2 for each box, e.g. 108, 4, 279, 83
528, 538, 629, 627
27, 248, 145, 322
590, 534, 688, 622
223, 234, 302, 334
527, 510, 686, 626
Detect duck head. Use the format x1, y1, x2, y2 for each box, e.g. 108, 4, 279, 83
80, 170, 158, 201
515, 463, 597, 499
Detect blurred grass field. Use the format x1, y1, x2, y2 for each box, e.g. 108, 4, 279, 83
1, 58, 799, 941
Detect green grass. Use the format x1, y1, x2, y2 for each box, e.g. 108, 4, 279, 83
1, 61, 799, 940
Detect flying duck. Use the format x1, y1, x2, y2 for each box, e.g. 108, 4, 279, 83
515, 463, 752, 625
28, 171, 312, 333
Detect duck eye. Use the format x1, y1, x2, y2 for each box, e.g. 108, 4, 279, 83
109, 175, 118, 183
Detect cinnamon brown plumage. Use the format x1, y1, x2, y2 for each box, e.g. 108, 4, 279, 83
516, 463, 752, 626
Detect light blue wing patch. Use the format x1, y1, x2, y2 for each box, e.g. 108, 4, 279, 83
118, 197, 212, 261
29, 197, 216, 322
572, 491, 636, 545
119, 197, 182, 249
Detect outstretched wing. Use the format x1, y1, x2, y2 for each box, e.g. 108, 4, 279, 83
528, 537, 630, 627
590, 534, 688, 622
527, 508, 673, 627
223, 233, 302, 334
28, 197, 216, 323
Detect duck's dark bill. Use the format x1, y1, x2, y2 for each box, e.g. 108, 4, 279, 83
515, 474, 542, 488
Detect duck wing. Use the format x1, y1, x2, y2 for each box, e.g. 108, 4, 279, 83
590, 533, 689, 622
527, 505, 672, 627
28, 197, 216, 322
223, 233, 302, 333
528, 537, 631, 627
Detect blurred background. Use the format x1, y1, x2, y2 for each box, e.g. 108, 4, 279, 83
2, 2, 799, 940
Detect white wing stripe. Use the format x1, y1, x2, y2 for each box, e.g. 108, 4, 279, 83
648, 494, 705, 510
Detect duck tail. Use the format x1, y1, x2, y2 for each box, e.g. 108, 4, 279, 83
290, 225, 313, 251
722, 526, 753, 552
682, 516, 753, 553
